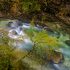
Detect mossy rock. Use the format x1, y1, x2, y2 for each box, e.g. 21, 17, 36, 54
47, 51, 64, 64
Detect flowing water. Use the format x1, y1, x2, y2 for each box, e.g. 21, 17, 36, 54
0, 19, 70, 70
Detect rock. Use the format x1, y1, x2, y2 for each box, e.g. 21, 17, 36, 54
49, 51, 64, 64
7, 20, 22, 28
65, 40, 70, 46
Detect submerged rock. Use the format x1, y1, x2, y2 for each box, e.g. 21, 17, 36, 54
65, 40, 70, 46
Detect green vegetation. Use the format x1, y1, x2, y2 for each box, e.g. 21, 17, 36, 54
0, 0, 70, 34
0, 22, 70, 69
25, 27, 60, 49
0, 0, 70, 69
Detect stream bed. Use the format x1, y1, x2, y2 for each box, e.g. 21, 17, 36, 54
0, 19, 70, 70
